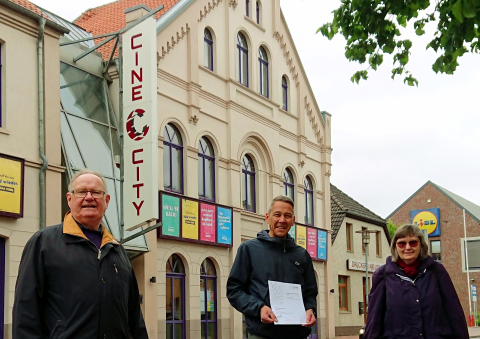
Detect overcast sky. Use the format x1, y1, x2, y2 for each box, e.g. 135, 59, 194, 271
32, 0, 480, 218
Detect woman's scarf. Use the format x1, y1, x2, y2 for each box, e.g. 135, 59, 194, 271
397, 258, 420, 277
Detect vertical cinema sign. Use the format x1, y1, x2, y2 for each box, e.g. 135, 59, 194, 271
123, 13, 158, 230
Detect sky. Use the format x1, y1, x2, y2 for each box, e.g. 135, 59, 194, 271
31, 0, 480, 218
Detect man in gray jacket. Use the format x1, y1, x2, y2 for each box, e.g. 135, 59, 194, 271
227, 195, 317, 339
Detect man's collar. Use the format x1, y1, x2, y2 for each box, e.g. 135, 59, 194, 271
74, 219, 103, 233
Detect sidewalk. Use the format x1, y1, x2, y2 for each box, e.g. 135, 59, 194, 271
470, 326, 480, 338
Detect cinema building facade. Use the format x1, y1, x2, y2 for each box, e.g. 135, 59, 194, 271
0, 0, 335, 338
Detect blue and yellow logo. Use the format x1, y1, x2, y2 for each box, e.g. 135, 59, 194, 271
410, 208, 441, 237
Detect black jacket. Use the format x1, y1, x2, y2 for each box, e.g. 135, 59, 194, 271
12, 212, 148, 339
227, 230, 317, 339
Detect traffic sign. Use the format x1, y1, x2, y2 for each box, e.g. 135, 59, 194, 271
472, 285, 477, 302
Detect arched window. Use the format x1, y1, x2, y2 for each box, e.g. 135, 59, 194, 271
163, 123, 183, 193
200, 258, 217, 339
246, 0, 250, 17
237, 33, 249, 87
256, 1, 260, 24
166, 254, 186, 339
304, 176, 314, 225
198, 137, 215, 201
283, 168, 294, 201
204, 28, 214, 71
242, 154, 255, 212
282, 76, 288, 111
258, 47, 269, 98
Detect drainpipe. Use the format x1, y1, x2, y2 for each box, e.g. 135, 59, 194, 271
37, 17, 47, 229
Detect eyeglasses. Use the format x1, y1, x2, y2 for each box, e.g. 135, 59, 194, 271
396, 240, 419, 248
70, 190, 105, 199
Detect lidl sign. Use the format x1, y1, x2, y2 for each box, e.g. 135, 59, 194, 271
411, 208, 440, 237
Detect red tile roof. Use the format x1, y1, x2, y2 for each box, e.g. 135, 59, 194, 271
74, 0, 181, 59
7, 0, 45, 17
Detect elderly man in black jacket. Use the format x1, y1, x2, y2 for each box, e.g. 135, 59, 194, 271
12, 169, 148, 339
227, 195, 317, 339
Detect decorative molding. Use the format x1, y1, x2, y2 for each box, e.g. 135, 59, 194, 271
305, 96, 323, 145
325, 170, 331, 177
229, 0, 238, 9
273, 30, 299, 87
189, 115, 199, 125
299, 160, 305, 168
199, 0, 223, 22
158, 23, 190, 60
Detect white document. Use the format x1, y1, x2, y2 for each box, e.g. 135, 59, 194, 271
268, 280, 306, 325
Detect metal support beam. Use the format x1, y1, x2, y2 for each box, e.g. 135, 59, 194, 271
120, 222, 162, 244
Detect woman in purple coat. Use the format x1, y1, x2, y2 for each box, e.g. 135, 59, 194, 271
364, 224, 469, 339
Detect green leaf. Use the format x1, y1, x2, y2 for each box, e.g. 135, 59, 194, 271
404, 75, 419, 86
415, 27, 426, 36
403, 40, 413, 49
462, 0, 476, 18
452, 0, 463, 22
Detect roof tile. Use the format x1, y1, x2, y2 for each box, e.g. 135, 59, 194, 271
73, 0, 181, 59
6, 0, 45, 17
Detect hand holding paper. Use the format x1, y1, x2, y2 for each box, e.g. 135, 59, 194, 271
268, 281, 309, 325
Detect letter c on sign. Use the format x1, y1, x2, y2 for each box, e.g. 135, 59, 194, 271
126, 109, 149, 141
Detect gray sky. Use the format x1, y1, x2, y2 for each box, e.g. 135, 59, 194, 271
33, 0, 480, 218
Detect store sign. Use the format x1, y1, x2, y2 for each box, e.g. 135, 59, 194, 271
347, 259, 382, 273
411, 208, 440, 237
159, 193, 233, 247
0, 154, 25, 218
123, 14, 158, 230
290, 222, 328, 261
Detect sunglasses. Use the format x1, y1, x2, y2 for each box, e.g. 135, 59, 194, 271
396, 240, 419, 248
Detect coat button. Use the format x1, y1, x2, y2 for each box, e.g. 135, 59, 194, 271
101, 278, 106, 284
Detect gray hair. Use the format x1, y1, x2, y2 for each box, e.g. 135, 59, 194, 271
267, 195, 294, 214
390, 224, 429, 262
68, 169, 108, 194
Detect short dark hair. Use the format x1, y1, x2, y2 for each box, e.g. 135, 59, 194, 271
390, 224, 429, 262
267, 195, 294, 214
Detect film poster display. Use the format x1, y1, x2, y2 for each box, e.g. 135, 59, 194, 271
159, 192, 232, 247
0, 154, 25, 218
289, 222, 328, 262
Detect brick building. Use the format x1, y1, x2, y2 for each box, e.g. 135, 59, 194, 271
387, 180, 480, 323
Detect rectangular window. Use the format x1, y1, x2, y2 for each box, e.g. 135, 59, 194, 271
338, 275, 348, 311
431, 240, 441, 262
376, 232, 381, 256
462, 238, 480, 270
346, 223, 352, 251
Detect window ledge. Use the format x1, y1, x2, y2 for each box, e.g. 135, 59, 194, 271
339, 310, 351, 314
244, 16, 266, 32
0, 127, 10, 135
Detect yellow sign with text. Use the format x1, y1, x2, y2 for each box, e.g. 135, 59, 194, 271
296, 225, 307, 249
182, 199, 199, 240
0, 156, 23, 216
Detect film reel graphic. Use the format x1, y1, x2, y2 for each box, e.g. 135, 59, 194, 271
126, 109, 150, 141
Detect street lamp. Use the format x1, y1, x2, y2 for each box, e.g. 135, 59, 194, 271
355, 228, 378, 314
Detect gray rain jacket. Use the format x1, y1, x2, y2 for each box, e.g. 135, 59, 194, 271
227, 230, 318, 339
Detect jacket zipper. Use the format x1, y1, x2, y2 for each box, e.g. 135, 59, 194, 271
97, 249, 101, 260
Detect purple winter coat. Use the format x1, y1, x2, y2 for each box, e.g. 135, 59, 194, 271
364, 256, 468, 339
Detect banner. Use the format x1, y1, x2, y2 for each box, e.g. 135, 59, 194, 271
296, 225, 306, 249
0, 154, 24, 218
182, 199, 198, 239
307, 227, 317, 258
123, 12, 158, 231
217, 207, 232, 245
162, 195, 180, 237
200, 203, 216, 242
317, 229, 327, 260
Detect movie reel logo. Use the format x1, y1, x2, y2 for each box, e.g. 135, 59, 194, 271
126, 109, 150, 141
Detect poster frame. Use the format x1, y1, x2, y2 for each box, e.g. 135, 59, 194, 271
0, 154, 25, 219
291, 221, 328, 262
158, 191, 233, 248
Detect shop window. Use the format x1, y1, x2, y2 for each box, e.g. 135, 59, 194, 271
376, 231, 381, 256
304, 176, 314, 225
59, 62, 147, 249
163, 123, 183, 194
462, 238, 480, 270
204, 28, 214, 71
431, 240, 441, 262
346, 223, 352, 252
237, 33, 249, 87
242, 154, 255, 212
283, 168, 294, 201
200, 258, 217, 339
281, 76, 288, 111
338, 275, 349, 311
258, 46, 269, 98
166, 254, 186, 339
198, 137, 215, 201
